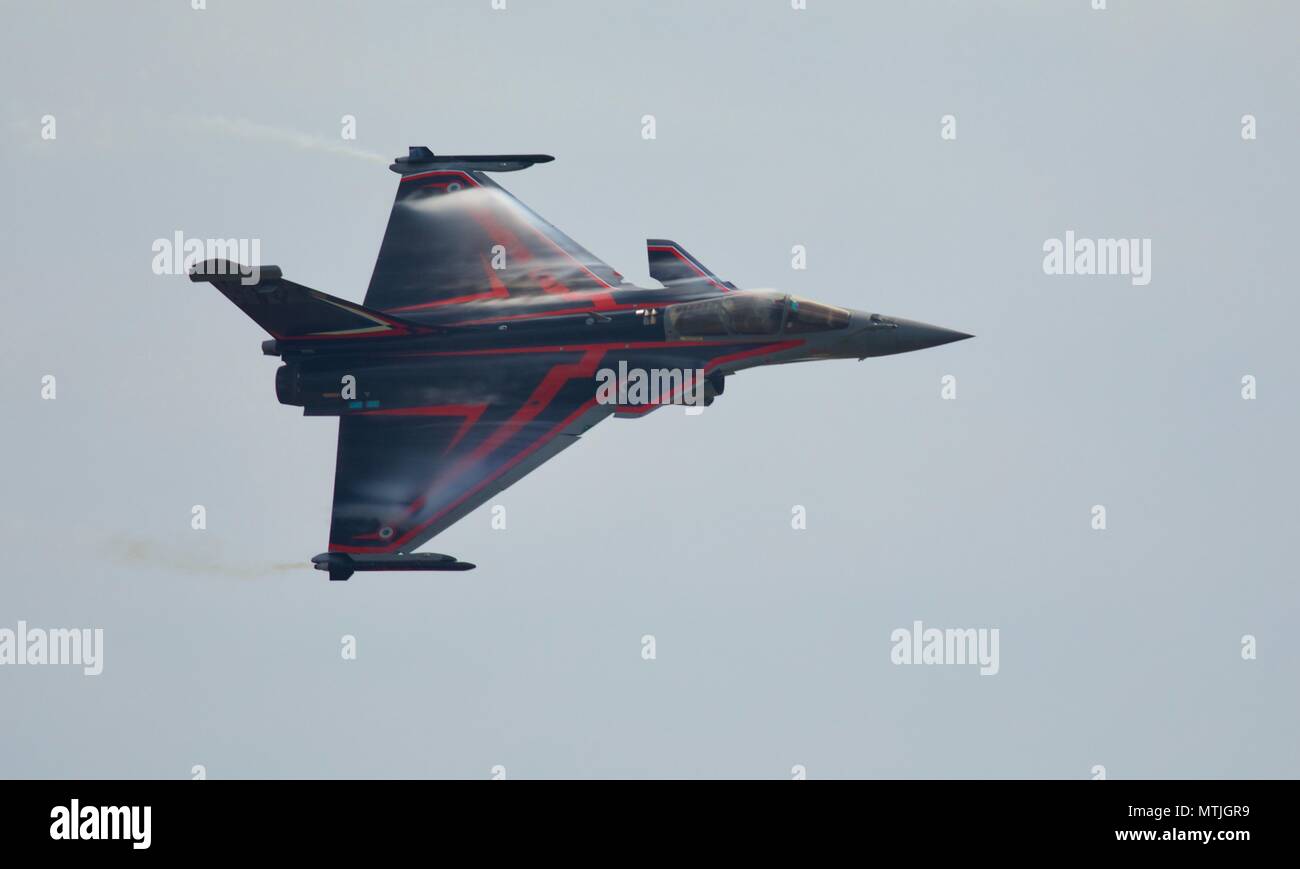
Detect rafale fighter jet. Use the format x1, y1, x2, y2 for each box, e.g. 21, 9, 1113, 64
192, 147, 971, 580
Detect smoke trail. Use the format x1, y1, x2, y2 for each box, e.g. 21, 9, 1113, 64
184, 115, 390, 165
107, 536, 306, 581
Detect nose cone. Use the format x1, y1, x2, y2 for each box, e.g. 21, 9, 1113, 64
888, 318, 973, 354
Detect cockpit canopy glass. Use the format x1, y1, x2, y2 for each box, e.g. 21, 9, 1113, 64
665, 292, 850, 340
722, 294, 786, 335
667, 300, 730, 336
784, 296, 851, 333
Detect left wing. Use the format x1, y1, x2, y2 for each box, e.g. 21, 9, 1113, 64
327, 349, 611, 554
363, 150, 625, 315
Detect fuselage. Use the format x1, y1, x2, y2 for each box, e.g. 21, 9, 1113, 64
268, 285, 971, 418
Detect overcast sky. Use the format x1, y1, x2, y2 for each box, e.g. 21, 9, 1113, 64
1, 0, 1296, 778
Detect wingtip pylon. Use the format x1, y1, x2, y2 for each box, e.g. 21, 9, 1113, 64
390, 147, 554, 174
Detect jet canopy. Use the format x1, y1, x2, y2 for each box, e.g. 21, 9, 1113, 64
664, 292, 851, 340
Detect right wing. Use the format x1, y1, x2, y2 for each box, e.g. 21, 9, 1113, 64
327, 349, 612, 555
364, 154, 625, 315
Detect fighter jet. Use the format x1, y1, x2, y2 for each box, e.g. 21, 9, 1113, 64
192, 147, 971, 580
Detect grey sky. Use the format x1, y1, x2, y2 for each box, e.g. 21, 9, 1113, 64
1, 0, 1296, 778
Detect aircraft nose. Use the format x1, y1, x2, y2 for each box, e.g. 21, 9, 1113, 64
887, 318, 973, 354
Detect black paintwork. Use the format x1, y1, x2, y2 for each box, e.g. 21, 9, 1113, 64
192, 148, 971, 577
